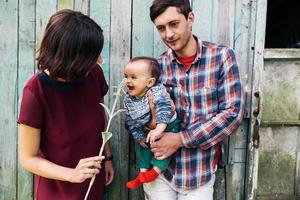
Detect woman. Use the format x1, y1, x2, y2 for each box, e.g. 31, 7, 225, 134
18, 9, 114, 200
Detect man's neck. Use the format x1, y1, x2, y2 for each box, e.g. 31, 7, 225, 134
175, 35, 197, 57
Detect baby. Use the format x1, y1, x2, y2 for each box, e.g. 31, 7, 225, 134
123, 56, 179, 189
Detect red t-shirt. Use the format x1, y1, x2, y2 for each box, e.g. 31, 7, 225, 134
176, 53, 197, 70
18, 65, 108, 200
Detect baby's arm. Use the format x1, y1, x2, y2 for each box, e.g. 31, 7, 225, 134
146, 123, 167, 144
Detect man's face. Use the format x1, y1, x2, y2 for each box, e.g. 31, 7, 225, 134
154, 7, 194, 56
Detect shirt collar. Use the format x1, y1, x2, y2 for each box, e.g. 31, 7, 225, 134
167, 35, 202, 63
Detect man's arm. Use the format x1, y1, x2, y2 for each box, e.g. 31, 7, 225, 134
180, 48, 244, 150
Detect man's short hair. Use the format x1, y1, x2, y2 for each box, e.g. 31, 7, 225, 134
37, 9, 104, 81
150, 0, 192, 22
129, 56, 160, 83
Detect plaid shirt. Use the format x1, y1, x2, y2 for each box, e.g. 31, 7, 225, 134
158, 37, 244, 189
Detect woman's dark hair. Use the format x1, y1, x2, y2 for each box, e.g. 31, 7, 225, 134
129, 56, 160, 83
150, 0, 192, 22
37, 9, 104, 81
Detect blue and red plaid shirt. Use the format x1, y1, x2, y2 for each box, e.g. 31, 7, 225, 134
158, 36, 244, 189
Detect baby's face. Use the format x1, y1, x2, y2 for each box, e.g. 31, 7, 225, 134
124, 60, 153, 98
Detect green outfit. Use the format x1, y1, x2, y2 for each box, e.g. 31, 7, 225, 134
138, 117, 180, 170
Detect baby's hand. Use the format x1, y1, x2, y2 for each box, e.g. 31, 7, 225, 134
146, 129, 163, 144
139, 138, 148, 148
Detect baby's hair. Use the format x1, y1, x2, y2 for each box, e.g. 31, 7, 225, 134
129, 56, 160, 83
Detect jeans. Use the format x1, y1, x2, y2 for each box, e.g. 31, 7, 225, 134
143, 174, 215, 200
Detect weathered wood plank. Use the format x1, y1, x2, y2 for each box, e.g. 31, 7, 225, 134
90, 0, 110, 80
234, 0, 253, 118
216, 0, 235, 49
0, 0, 19, 199
57, 0, 74, 10
107, 0, 131, 199
35, 0, 57, 49
226, 119, 249, 200
17, 0, 36, 199
192, 0, 214, 42
246, 0, 268, 199
129, 1, 155, 199
226, 164, 246, 200
264, 49, 300, 59
74, 0, 89, 15
132, 0, 154, 57
296, 129, 300, 198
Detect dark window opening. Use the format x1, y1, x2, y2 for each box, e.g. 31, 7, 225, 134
265, 0, 300, 48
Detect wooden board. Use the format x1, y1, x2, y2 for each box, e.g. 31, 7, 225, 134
0, 1, 19, 199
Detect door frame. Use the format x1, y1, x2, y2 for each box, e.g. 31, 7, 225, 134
246, 0, 268, 199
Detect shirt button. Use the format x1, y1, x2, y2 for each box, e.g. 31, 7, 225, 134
185, 73, 188, 77
186, 113, 189, 116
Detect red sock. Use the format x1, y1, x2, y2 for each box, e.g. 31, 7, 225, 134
139, 168, 159, 183
126, 172, 144, 189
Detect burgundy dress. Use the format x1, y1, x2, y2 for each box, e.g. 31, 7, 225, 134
18, 65, 108, 200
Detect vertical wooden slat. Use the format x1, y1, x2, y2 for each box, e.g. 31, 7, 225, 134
74, 0, 89, 15
90, 0, 110, 80
36, 0, 57, 50
234, 0, 253, 118
192, 0, 214, 42
57, 0, 74, 10
130, 2, 154, 199
0, 1, 19, 199
153, 29, 166, 58
151, 0, 166, 59
296, 129, 300, 198
107, 0, 131, 199
216, 0, 235, 47
17, 0, 36, 199
246, 0, 268, 199
225, 0, 254, 199
226, 120, 249, 200
132, 0, 154, 57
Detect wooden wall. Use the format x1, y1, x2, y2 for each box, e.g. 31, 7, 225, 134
0, 0, 255, 199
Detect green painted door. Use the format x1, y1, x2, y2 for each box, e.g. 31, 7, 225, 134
247, 0, 300, 199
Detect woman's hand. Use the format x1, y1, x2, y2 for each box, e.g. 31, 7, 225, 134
104, 160, 114, 186
68, 156, 104, 183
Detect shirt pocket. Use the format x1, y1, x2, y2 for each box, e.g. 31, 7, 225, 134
195, 85, 218, 116
163, 81, 180, 101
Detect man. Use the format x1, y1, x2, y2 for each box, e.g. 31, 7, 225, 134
145, 0, 244, 199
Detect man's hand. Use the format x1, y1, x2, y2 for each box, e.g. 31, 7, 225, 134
150, 133, 183, 160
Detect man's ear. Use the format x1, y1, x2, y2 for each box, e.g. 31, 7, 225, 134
187, 12, 195, 24
147, 78, 156, 88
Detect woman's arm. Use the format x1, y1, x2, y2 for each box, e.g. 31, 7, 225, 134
103, 142, 114, 185
18, 124, 103, 183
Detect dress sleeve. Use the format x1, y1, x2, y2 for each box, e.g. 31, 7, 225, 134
17, 86, 44, 129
